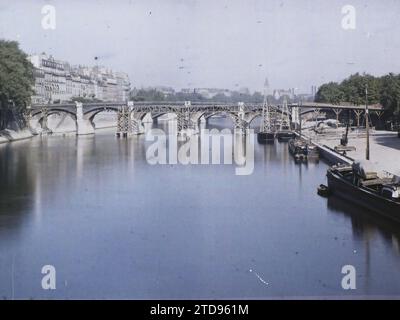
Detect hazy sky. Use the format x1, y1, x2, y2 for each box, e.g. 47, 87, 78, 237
1, 0, 400, 92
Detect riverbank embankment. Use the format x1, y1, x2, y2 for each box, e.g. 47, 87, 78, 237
302, 127, 400, 176
0, 129, 34, 144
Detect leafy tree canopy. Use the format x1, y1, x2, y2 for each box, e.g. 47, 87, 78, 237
316, 72, 399, 116
0, 39, 34, 129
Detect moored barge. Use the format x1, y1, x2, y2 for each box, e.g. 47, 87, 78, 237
276, 130, 296, 142
288, 138, 308, 161
257, 131, 275, 144
327, 163, 400, 222
288, 138, 319, 162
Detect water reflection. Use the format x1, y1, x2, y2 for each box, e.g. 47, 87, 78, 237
0, 118, 400, 298
0, 142, 35, 230
328, 195, 400, 255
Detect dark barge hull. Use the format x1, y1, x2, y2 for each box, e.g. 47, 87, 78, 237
327, 169, 400, 223
288, 139, 307, 161
276, 131, 295, 141
257, 132, 275, 144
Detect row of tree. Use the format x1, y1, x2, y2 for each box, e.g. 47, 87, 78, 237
315, 73, 400, 118
0, 40, 35, 130
130, 88, 316, 104
129, 88, 267, 103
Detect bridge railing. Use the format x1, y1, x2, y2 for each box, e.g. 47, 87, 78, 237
30, 101, 384, 112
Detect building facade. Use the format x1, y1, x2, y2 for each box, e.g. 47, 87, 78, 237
29, 53, 131, 104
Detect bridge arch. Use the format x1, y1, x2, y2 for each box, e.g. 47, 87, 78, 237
31, 108, 77, 132
197, 111, 238, 126
151, 112, 174, 121
84, 106, 120, 122
246, 112, 264, 127
31, 108, 77, 120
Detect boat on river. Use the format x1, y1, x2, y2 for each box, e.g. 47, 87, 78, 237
257, 131, 275, 144
288, 137, 319, 162
306, 143, 319, 159
327, 162, 400, 222
276, 130, 295, 141
288, 138, 308, 161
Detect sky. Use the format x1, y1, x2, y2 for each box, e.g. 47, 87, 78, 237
1, 0, 400, 93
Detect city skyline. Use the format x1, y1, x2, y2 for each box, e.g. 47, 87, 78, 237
29, 52, 131, 103
1, 0, 400, 93
26, 49, 316, 97
28, 50, 316, 105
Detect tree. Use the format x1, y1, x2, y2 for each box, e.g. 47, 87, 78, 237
315, 82, 344, 104
380, 73, 400, 114
69, 96, 102, 103
130, 88, 165, 102
316, 73, 381, 106
341, 73, 380, 105
0, 40, 34, 130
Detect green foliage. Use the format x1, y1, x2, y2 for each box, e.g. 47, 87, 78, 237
315, 82, 344, 104
130, 89, 165, 102
130, 89, 267, 104
68, 96, 103, 103
316, 73, 399, 116
0, 39, 35, 129
380, 73, 400, 116
340, 73, 380, 105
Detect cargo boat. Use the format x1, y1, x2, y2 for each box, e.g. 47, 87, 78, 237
257, 131, 275, 144
288, 138, 308, 161
288, 138, 319, 161
276, 130, 295, 141
306, 143, 319, 159
327, 163, 400, 222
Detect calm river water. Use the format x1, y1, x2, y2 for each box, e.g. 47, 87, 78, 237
1, 118, 400, 299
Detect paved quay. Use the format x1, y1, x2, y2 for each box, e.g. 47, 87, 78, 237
303, 127, 400, 176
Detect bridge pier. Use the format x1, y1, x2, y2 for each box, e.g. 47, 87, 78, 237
116, 106, 130, 138
76, 102, 95, 135
233, 102, 248, 134
234, 118, 249, 134
176, 110, 189, 138
176, 101, 197, 138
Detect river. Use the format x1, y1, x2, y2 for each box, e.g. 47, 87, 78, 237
1, 117, 400, 299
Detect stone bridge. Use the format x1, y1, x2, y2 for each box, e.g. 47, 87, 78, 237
26, 101, 384, 136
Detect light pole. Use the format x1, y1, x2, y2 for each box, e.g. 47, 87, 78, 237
365, 84, 370, 160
